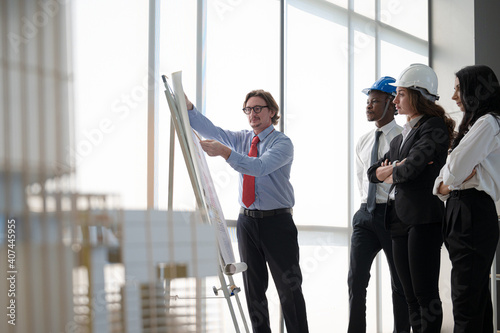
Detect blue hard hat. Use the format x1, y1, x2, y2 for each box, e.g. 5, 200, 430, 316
361, 76, 397, 96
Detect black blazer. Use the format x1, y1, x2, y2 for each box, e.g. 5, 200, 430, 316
367, 115, 449, 226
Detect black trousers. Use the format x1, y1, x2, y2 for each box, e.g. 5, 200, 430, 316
237, 211, 308, 333
444, 189, 499, 333
389, 205, 443, 333
348, 203, 410, 333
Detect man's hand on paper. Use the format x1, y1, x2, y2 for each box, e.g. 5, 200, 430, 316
184, 94, 194, 111
200, 140, 231, 160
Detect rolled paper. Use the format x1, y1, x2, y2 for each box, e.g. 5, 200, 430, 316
224, 262, 248, 275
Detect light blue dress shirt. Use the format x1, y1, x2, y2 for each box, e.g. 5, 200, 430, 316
188, 107, 295, 210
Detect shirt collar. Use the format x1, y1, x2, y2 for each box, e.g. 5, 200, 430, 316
255, 125, 275, 141
408, 115, 424, 128
377, 119, 397, 135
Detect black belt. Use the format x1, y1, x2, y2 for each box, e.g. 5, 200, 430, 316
450, 188, 480, 198
240, 207, 293, 218
360, 203, 387, 208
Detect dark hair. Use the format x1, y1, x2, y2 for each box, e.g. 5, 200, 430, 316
406, 88, 456, 148
243, 89, 280, 125
451, 65, 500, 150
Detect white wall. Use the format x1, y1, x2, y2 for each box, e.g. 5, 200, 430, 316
431, 0, 475, 331
475, 0, 500, 76
431, 0, 475, 126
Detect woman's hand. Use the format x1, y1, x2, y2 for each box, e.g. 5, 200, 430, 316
395, 158, 407, 167
375, 159, 394, 182
437, 182, 451, 195
464, 168, 477, 182
438, 168, 476, 195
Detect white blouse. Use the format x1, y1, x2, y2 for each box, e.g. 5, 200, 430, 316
433, 114, 500, 202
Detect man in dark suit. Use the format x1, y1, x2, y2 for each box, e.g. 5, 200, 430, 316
347, 76, 409, 333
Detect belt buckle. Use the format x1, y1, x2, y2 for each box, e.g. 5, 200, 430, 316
246, 209, 265, 218
251, 210, 264, 219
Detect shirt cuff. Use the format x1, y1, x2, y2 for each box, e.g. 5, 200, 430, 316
432, 176, 449, 202
442, 167, 457, 187
189, 106, 198, 115
226, 149, 240, 166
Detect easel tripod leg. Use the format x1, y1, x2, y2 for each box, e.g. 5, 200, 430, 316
227, 274, 250, 333
218, 268, 241, 333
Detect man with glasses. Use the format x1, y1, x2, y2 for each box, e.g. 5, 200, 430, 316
186, 90, 308, 333
347, 77, 409, 333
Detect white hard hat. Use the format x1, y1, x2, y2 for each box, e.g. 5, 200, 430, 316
393, 63, 439, 101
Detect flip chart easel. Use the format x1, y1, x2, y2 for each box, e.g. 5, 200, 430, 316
162, 71, 249, 333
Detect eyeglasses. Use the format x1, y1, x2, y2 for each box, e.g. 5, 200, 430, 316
242, 105, 268, 114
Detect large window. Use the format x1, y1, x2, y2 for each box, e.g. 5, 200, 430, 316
204, 0, 281, 220
158, 0, 198, 212
73, 0, 149, 209
286, 2, 349, 228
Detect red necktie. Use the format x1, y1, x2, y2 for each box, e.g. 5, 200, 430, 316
242, 136, 260, 207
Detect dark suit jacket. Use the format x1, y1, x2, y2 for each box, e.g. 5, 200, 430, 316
367, 115, 449, 226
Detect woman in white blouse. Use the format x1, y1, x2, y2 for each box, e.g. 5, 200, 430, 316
434, 65, 500, 332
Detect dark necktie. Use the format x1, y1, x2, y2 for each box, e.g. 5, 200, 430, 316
242, 136, 260, 207
367, 130, 382, 213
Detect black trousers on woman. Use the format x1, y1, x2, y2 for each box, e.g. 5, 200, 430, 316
388, 205, 443, 333
237, 211, 308, 333
444, 188, 499, 333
